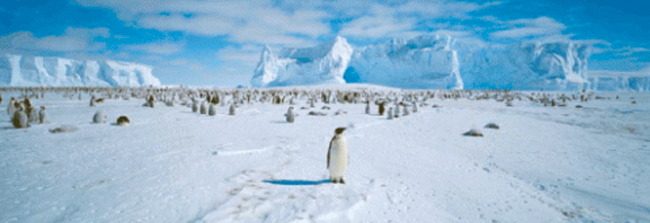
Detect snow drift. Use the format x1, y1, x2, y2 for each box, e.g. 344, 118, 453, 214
251, 35, 592, 90
0, 54, 161, 87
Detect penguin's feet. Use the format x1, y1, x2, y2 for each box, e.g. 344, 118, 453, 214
331, 178, 338, 184
339, 178, 345, 184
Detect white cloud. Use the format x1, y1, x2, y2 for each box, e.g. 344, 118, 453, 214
490, 16, 566, 39
0, 27, 110, 52
217, 44, 264, 67
395, 1, 494, 19
611, 46, 650, 56
124, 41, 185, 55
339, 4, 416, 39
74, 0, 330, 46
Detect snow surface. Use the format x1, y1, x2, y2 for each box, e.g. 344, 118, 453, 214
0, 54, 161, 87
1, 85, 649, 222
251, 35, 593, 91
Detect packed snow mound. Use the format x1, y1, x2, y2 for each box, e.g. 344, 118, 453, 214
586, 70, 650, 91
251, 36, 353, 87
0, 54, 161, 87
251, 35, 592, 90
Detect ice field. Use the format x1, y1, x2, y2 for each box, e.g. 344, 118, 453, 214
1, 85, 649, 222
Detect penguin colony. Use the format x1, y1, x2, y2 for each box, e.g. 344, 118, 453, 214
0, 86, 617, 183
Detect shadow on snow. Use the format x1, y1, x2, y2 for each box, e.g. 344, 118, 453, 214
263, 179, 330, 186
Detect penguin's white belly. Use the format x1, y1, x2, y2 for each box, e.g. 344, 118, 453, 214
328, 140, 348, 178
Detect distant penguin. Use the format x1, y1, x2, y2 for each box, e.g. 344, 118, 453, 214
117, 116, 130, 126
378, 102, 385, 115
229, 104, 236, 116
7, 98, 16, 116
208, 103, 217, 116
12, 106, 29, 129
403, 105, 409, 116
365, 101, 370, 114
285, 106, 296, 123
93, 111, 108, 123
327, 127, 348, 184
90, 96, 96, 107
38, 106, 49, 124
192, 100, 199, 113
394, 105, 400, 118
26, 106, 39, 124
412, 102, 417, 113
200, 102, 207, 114
146, 95, 155, 108
387, 107, 393, 120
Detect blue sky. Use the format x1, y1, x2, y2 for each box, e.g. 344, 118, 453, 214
1, 0, 649, 86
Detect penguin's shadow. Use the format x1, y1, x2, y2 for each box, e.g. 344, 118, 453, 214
263, 179, 330, 186
270, 120, 289, 124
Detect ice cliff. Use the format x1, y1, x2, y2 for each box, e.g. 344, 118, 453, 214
251, 36, 353, 87
251, 35, 595, 90
0, 54, 161, 87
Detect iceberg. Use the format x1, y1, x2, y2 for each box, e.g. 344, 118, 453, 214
251, 36, 353, 87
0, 54, 161, 87
251, 35, 593, 91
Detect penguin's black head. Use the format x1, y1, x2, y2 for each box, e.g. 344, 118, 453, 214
334, 127, 346, 134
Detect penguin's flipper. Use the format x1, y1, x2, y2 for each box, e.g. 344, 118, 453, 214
327, 137, 333, 169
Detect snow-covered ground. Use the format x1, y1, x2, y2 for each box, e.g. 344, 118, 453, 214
1, 86, 649, 222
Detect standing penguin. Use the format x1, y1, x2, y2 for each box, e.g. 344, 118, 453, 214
394, 105, 400, 118
412, 101, 418, 113
26, 105, 39, 124
365, 101, 370, 114
327, 127, 348, 184
200, 102, 207, 114
229, 103, 236, 116
12, 105, 29, 129
387, 107, 393, 120
7, 97, 16, 116
38, 106, 49, 124
208, 103, 217, 116
378, 101, 385, 116
192, 100, 199, 113
285, 106, 295, 123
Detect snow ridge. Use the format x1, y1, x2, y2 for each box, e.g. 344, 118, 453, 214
0, 54, 161, 87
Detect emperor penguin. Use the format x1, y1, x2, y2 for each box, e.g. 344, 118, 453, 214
192, 100, 199, 113
387, 107, 393, 120
200, 102, 207, 114
365, 101, 370, 114
208, 103, 217, 116
285, 106, 295, 123
38, 106, 49, 124
394, 105, 400, 118
93, 111, 108, 123
229, 104, 236, 116
117, 116, 130, 126
12, 105, 29, 129
7, 98, 16, 116
327, 127, 348, 184
26, 105, 39, 124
